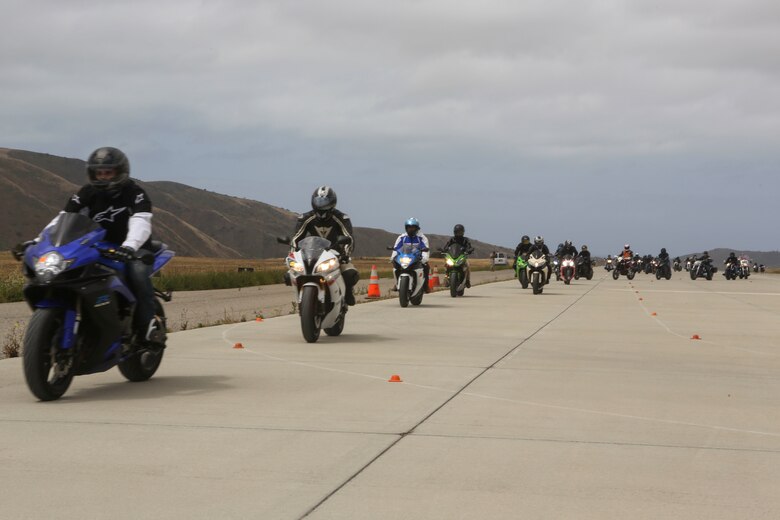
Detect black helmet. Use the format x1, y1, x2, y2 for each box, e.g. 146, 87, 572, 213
534, 235, 544, 246
87, 147, 130, 192
311, 186, 337, 219
564, 240, 572, 247
453, 224, 465, 237
661, 248, 667, 254
581, 245, 588, 251
521, 235, 530, 244
730, 252, 735, 256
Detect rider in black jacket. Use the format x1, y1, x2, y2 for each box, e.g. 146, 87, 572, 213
559, 240, 578, 259
514, 235, 533, 260
15, 147, 164, 348
290, 186, 359, 305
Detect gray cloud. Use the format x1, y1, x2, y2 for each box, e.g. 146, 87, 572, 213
2, 0, 779, 255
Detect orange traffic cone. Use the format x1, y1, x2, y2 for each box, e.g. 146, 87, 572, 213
388, 374, 402, 383
429, 266, 441, 289
367, 265, 381, 298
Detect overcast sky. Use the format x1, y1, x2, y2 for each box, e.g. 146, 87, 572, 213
2, 0, 779, 255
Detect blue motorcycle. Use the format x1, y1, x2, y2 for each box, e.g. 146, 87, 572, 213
391, 243, 426, 307
16, 212, 174, 401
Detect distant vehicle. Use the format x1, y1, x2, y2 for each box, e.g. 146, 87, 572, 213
493, 252, 507, 266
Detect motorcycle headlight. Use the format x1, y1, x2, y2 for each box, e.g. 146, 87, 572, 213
35, 252, 70, 282
288, 260, 305, 273
316, 258, 339, 273
399, 257, 412, 268
445, 258, 455, 266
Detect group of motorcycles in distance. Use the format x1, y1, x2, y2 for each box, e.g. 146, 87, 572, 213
604, 253, 763, 281
514, 249, 594, 295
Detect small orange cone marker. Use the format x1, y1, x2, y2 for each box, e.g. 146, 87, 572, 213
691, 334, 701, 340
255, 317, 263, 322
651, 312, 657, 316
388, 374, 403, 383
639, 297, 643, 301
233, 342, 244, 349
367, 265, 381, 298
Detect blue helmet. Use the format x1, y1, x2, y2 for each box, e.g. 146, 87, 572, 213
404, 217, 420, 236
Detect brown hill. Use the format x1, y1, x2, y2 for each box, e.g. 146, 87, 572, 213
0, 148, 510, 258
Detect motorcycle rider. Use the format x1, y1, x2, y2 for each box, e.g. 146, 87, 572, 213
725, 251, 739, 267
559, 240, 578, 259
618, 244, 633, 260
514, 235, 533, 261
529, 235, 552, 283
13, 147, 165, 349
290, 186, 359, 305
391, 218, 431, 292
442, 224, 474, 288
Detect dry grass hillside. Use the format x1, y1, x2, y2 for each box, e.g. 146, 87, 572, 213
0, 148, 511, 258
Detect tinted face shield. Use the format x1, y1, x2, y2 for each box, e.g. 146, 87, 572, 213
405, 226, 419, 237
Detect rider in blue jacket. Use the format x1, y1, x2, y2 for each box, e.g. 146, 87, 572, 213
391, 218, 431, 292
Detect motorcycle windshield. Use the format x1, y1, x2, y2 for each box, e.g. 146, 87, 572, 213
46, 212, 103, 247
297, 236, 332, 262
447, 243, 466, 258
400, 243, 420, 257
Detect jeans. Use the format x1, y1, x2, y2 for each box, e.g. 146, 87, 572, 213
125, 256, 156, 338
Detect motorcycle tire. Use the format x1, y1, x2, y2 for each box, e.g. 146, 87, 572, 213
627, 271, 635, 280
410, 290, 424, 306
655, 270, 662, 280
324, 315, 345, 336
690, 270, 697, 280
574, 271, 580, 280
23, 308, 75, 401
665, 272, 671, 280
520, 270, 529, 289
612, 270, 619, 280
300, 285, 321, 342
119, 299, 166, 382
706, 272, 713, 281
398, 277, 410, 308
450, 271, 460, 298
532, 275, 543, 295
564, 278, 570, 285
587, 270, 593, 281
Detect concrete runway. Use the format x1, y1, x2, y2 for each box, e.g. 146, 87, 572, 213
1, 271, 779, 519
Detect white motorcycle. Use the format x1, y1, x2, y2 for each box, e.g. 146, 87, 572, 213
279, 235, 350, 343
526, 250, 549, 295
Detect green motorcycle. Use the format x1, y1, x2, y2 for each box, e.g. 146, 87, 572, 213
442, 243, 470, 297
515, 254, 529, 289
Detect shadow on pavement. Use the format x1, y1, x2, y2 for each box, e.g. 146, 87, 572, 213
64, 375, 233, 402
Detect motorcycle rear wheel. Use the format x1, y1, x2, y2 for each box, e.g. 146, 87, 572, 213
119, 300, 166, 382
23, 308, 75, 401
324, 314, 345, 336
300, 286, 321, 342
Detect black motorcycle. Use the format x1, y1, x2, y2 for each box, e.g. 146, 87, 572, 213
690, 259, 716, 281
723, 261, 739, 280
575, 256, 593, 280
655, 257, 672, 280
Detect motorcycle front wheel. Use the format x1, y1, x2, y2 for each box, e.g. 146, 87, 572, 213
627, 271, 635, 280
520, 270, 529, 289
398, 277, 410, 308
612, 270, 619, 280
23, 308, 75, 401
450, 271, 460, 297
300, 286, 321, 342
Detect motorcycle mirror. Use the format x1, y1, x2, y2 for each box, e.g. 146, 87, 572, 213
276, 236, 291, 245
386, 246, 395, 251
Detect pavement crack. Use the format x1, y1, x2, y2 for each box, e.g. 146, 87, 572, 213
300, 280, 604, 519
